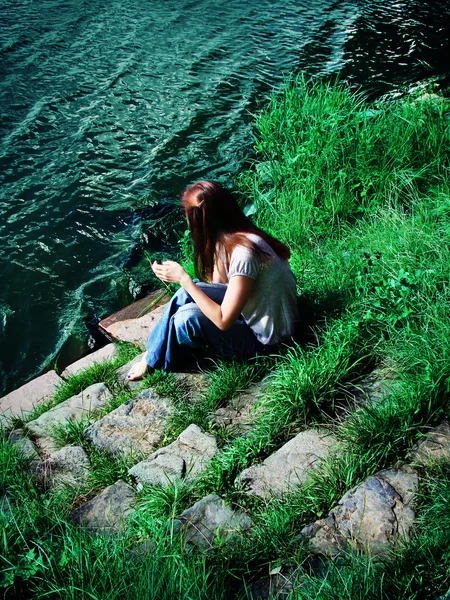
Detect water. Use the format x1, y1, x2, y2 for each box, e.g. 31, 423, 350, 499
1, 0, 449, 395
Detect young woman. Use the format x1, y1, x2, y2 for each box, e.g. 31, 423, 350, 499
127, 181, 299, 380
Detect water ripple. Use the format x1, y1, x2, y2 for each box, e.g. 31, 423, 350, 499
0, 0, 449, 394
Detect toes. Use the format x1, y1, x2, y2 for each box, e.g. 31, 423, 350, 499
126, 361, 147, 381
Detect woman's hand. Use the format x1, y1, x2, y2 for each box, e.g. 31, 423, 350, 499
152, 260, 190, 286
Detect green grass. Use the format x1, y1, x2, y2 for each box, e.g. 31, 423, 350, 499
3, 77, 450, 599
239, 75, 450, 246
166, 356, 272, 440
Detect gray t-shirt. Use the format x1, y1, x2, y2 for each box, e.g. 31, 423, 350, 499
224, 234, 299, 345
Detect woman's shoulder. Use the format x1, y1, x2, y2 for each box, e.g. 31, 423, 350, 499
245, 233, 278, 258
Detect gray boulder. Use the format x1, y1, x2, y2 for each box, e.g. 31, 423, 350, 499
129, 424, 218, 487
238, 429, 337, 499
8, 429, 39, 460
408, 421, 450, 467
350, 366, 398, 407
34, 445, 90, 489
72, 480, 136, 533
210, 380, 267, 435
301, 469, 418, 558
86, 388, 173, 457
26, 383, 112, 453
174, 494, 252, 551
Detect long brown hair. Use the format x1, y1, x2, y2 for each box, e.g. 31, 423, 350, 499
181, 181, 290, 282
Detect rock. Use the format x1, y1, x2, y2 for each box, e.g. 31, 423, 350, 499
86, 387, 173, 457
116, 351, 206, 398
129, 424, 218, 487
238, 429, 337, 499
174, 494, 252, 551
173, 372, 208, 401
99, 289, 170, 336
8, 429, 39, 460
0, 370, 63, 421
115, 352, 147, 391
61, 344, 118, 379
408, 421, 450, 467
351, 366, 398, 407
301, 469, 418, 559
247, 565, 302, 600
72, 480, 136, 533
210, 380, 267, 435
26, 383, 112, 453
102, 304, 168, 349
34, 445, 90, 489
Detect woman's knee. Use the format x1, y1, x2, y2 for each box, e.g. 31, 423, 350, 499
172, 286, 192, 304
172, 306, 205, 346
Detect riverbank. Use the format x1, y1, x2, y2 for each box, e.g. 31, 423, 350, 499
2, 77, 450, 599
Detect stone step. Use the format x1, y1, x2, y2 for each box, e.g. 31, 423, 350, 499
34, 445, 91, 490
61, 343, 118, 379
301, 468, 418, 559
71, 480, 137, 533
348, 365, 398, 408
0, 370, 63, 425
174, 494, 252, 552
173, 372, 208, 400
85, 387, 173, 457
115, 354, 208, 401
237, 429, 337, 499
407, 420, 450, 467
26, 382, 112, 453
209, 380, 268, 435
129, 424, 218, 487
99, 289, 169, 334
100, 300, 168, 350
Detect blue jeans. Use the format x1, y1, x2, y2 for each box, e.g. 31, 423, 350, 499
145, 283, 266, 371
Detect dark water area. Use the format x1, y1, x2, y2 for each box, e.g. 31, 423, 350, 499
1, 0, 450, 395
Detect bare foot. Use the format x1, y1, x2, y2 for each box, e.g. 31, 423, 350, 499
127, 356, 150, 381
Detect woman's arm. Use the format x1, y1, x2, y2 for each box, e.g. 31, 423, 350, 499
152, 260, 254, 331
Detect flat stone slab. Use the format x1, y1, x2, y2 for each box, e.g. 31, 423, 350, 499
86, 387, 173, 457
238, 429, 337, 499
408, 421, 450, 467
34, 445, 90, 489
102, 304, 168, 350
26, 383, 112, 453
99, 289, 169, 332
301, 469, 418, 558
174, 494, 252, 551
72, 480, 136, 533
61, 344, 118, 379
129, 424, 218, 487
210, 380, 267, 435
0, 370, 63, 421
